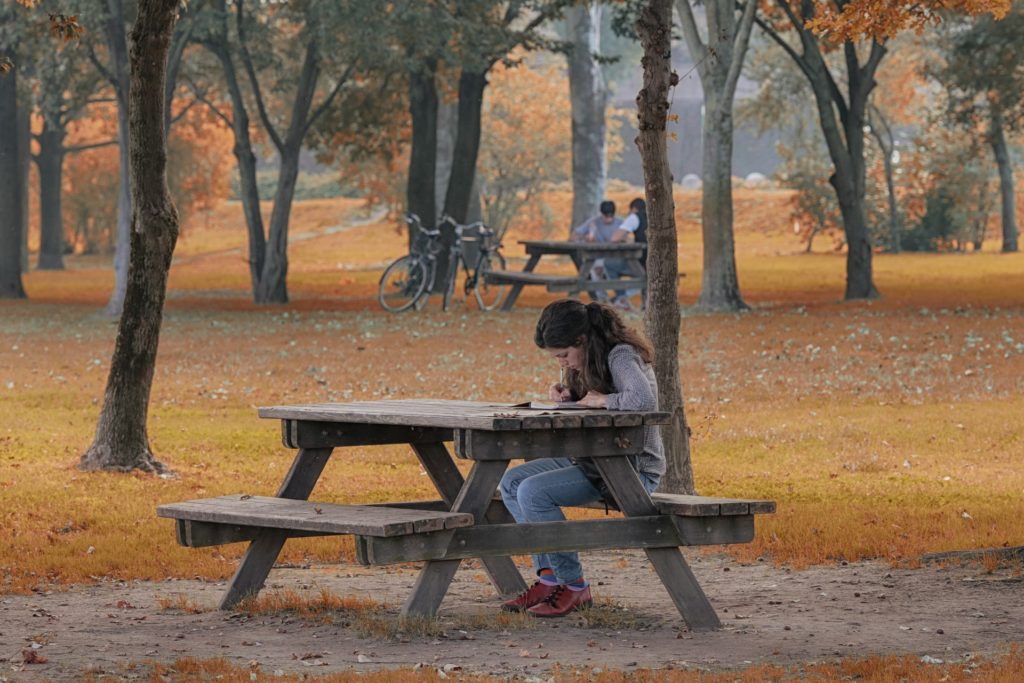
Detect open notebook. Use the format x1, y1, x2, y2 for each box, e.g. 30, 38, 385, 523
510, 401, 597, 410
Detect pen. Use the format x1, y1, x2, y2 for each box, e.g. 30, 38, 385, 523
559, 366, 565, 389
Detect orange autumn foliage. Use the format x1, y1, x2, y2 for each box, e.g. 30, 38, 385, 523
58, 98, 233, 254
804, 0, 1012, 41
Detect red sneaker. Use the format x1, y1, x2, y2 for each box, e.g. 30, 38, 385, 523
501, 581, 559, 612
527, 585, 593, 617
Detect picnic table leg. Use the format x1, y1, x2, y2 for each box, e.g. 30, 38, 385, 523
218, 447, 333, 609
402, 459, 512, 617
592, 457, 722, 631
500, 253, 541, 311
412, 443, 527, 597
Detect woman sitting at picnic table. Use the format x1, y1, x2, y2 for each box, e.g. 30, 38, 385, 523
499, 298, 664, 617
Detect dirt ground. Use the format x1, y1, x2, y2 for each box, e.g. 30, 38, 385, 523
2, 550, 1023, 681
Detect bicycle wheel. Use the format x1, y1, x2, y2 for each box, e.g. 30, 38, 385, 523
474, 251, 508, 311
378, 256, 428, 313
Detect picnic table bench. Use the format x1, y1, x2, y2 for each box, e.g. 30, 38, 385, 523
158, 400, 774, 631
485, 240, 647, 311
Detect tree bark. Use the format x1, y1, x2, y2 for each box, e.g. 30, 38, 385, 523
568, 2, 608, 233
252, 40, 322, 305
758, 5, 882, 300
202, 0, 266, 293
102, 0, 134, 318
0, 64, 27, 299
80, 0, 181, 473
407, 59, 439, 239
988, 106, 1019, 253
697, 91, 747, 311
868, 105, 899, 253
636, 0, 694, 495
443, 69, 488, 225
676, 0, 755, 312
36, 121, 67, 270
17, 91, 29, 272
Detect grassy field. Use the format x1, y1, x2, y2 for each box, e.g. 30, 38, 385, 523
2, 189, 1023, 596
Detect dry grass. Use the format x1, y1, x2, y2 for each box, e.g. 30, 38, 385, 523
1, 191, 1023, 596
77, 648, 1024, 682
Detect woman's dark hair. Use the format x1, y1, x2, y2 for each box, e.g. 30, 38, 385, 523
629, 197, 647, 244
534, 299, 654, 398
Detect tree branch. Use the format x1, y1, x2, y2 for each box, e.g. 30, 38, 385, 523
65, 139, 118, 154
302, 62, 356, 139
724, 0, 758, 102
235, 0, 284, 150
674, 0, 709, 66
184, 75, 234, 128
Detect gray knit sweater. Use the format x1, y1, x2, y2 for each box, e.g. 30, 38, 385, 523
604, 344, 666, 477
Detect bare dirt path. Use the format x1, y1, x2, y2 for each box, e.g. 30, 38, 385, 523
2, 551, 1022, 681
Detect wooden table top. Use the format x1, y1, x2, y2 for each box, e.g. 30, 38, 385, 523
518, 240, 646, 256
258, 399, 670, 431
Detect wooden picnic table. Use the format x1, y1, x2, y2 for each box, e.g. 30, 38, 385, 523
485, 240, 647, 311
157, 399, 774, 631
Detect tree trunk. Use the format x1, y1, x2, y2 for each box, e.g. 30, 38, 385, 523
36, 122, 67, 270
443, 69, 488, 224
868, 109, 899, 253
205, 15, 266, 293
0, 64, 27, 299
17, 92, 30, 272
696, 93, 747, 311
407, 59, 439, 239
102, 0, 134, 318
254, 143, 301, 304
676, 0, 755, 312
636, 0, 694, 495
568, 2, 608, 232
989, 106, 1019, 253
251, 38, 321, 305
80, 0, 181, 473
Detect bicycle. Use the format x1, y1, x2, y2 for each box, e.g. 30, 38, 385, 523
377, 213, 508, 313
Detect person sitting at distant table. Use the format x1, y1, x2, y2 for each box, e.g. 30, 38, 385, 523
571, 200, 638, 307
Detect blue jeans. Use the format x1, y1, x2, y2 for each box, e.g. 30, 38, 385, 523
499, 458, 661, 583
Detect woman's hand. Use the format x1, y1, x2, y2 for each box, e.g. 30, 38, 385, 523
549, 383, 572, 402
576, 390, 608, 408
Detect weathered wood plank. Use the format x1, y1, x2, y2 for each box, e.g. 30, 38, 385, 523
218, 447, 331, 610
359, 515, 755, 565
594, 456, 722, 631
582, 413, 614, 428
284, 421, 453, 449
260, 400, 665, 432
457, 426, 645, 461
158, 495, 475, 537
411, 442, 525, 596
575, 493, 777, 517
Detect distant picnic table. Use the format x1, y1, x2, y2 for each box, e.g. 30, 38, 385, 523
158, 399, 774, 631
484, 240, 648, 311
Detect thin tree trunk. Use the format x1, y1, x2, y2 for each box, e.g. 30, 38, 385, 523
36, 123, 67, 270
676, 0, 755, 312
252, 41, 321, 305
757, 10, 883, 300
407, 59, 439, 240
17, 93, 30, 272
868, 105, 899, 253
696, 95, 747, 311
636, 0, 694, 495
443, 69, 487, 224
81, 0, 181, 473
989, 106, 1019, 253
254, 144, 301, 304
204, 9, 266, 293
102, 0, 133, 318
0, 63, 27, 299
568, 2, 608, 233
